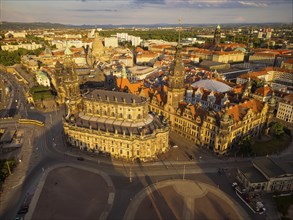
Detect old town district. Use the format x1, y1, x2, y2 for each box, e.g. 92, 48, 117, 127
2, 26, 292, 162
61, 46, 275, 161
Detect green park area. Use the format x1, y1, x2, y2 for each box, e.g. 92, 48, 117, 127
236, 122, 292, 157
29, 86, 54, 101
252, 134, 291, 156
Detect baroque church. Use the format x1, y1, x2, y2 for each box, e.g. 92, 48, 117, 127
58, 45, 169, 161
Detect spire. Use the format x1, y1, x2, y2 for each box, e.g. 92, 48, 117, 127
213, 24, 221, 46
178, 18, 182, 46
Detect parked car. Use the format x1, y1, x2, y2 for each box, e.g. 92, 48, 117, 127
17, 206, 29, 214
232, 182, 238, 189
77, 157, 84, 161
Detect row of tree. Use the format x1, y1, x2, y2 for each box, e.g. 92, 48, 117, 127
0, 48, 43, 66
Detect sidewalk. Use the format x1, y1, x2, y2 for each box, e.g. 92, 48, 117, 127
0, 126, 40, 217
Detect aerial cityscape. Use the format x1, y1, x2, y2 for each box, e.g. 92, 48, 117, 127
0, 0, 292, 220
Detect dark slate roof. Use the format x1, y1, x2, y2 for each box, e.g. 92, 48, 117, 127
253, 157, 288, 179
66, 115, 166, 136
239, 166, 267, 183
84, 90, 147, 104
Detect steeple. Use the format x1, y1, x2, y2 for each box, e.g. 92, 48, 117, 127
169, 44, 185, 89
247, 27, 254, 52
167, 27, 186, 109
213, 24, 221, 46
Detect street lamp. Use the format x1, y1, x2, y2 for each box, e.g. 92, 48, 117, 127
183, 165, 186, 180
129, 166, 132, 183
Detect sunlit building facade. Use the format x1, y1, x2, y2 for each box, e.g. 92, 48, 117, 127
63, 89, 169, 161
148, 44, 273, 154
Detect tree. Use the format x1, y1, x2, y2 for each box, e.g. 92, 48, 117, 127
272, 122, 284, 137
238, 135, 252, 155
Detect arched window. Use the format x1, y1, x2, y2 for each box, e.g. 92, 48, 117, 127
128, 114, 131, 119
137, 114, 141, 119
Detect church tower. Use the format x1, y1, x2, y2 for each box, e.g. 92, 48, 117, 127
167, 44, 185, 109
213, 25, 221, 46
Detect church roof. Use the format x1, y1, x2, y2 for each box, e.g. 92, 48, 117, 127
84, 89, 147, 104
191, 79, 232, 93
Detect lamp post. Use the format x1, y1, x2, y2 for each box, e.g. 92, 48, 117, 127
129, 166, 132, 183
50, 114, 52, 125
183, 165, 186, 180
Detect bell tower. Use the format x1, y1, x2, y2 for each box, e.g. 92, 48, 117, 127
63, 47, 82, 117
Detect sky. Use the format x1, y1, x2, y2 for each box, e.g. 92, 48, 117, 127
1, 0, 292, 25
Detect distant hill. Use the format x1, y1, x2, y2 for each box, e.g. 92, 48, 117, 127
0, 22, 73, 31
0, 21, 291, 31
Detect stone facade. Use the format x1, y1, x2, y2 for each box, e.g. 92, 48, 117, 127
276, 94, 293, 124
63, 90, 169, 161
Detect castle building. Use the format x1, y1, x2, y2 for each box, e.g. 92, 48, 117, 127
63, 90, 169, 161
147, 43, 272, 154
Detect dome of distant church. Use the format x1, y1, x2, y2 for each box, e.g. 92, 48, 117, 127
191, 79, 232, 93
92, 32, 104, 55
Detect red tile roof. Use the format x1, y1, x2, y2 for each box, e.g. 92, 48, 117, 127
226, 99, 263, 122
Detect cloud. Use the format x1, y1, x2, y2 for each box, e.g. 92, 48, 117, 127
238, 1, 267, 7
69, 9, 118, 12
134, 0, 166, 5
162, 0, 291, 9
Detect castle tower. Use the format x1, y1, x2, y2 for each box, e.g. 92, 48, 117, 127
167, 43, 185, 109
213, 25, 221, 46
